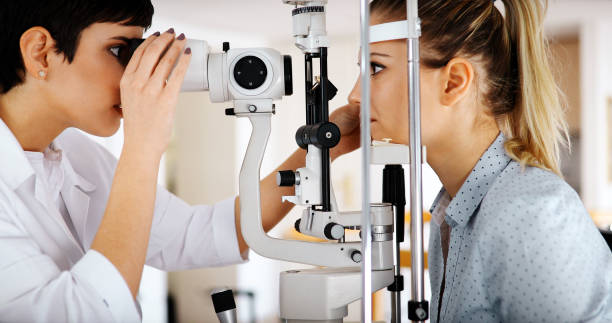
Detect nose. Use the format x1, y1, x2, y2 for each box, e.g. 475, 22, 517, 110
348, 78, 361, 105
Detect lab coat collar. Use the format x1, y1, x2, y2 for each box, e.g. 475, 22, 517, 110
0, 119, 96, 193
0, 119, 37, 190
433, 132, 512, 228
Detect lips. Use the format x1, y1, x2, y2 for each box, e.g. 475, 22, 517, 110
113, 104, 123, 116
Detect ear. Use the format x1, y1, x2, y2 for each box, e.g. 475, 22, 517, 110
19, 27, 56, 80
440, 57, 475, 106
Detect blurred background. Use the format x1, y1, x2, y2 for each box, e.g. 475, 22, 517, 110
88, 0, 612, 322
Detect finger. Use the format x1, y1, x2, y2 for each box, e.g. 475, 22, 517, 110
345, 104, 362, 122
123, 32, 159, 76
132, 29, 176, 85
149, 33, 187, 87
164, 47, 192, 94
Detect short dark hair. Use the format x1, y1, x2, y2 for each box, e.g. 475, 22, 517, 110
0, 0, 154, 94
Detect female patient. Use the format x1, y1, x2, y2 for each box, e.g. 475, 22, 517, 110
0, 1, 359, 321
344, 0, 611, 321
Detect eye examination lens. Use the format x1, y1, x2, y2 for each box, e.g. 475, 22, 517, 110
233, 56, 267, 90
121, 38, 146, 66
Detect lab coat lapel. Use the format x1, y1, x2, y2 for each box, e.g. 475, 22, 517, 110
0, 119, 85, 267
13, 182, 83, 269
62, 184, 91, 244
59, 152, 96, 248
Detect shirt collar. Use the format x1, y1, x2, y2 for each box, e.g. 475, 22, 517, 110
52, 136, 96, 193
0, 119, 95, 192
431, 190, 451, 226
430, 132, 512, 227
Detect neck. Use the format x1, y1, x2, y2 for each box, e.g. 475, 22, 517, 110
0, 86, 69, 152
427, 121, 500, 198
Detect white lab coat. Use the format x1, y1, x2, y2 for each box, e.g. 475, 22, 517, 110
0, 119, 243, 323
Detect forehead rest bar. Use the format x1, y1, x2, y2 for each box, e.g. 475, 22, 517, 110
369, 20, 409, 43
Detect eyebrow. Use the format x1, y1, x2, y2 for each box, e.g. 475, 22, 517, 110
109, 36, 130, 42
356, 51, 391, 65
371, 52, 391, 57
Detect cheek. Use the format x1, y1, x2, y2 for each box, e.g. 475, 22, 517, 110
419, 71, 446, 146
370, 73, 409, 142
45, 53, 124, 134
67, 56, 123, 110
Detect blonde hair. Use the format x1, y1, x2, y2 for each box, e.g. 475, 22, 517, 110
371, 0, 569, 176
500, 0, 568, 176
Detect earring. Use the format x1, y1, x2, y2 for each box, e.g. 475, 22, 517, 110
38, 70, 46, 79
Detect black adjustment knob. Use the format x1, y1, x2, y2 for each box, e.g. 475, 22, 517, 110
324, 223, 344, 240
350, 250, 362, 263
383, 165, 406, 243
277, 170, 296, 187
294, 219, 301, 233
295, 122, 341, 149
223, 42, 230, 52
233, 56, 267, 90
408, 300, 429, 321
225, 108, 235, 116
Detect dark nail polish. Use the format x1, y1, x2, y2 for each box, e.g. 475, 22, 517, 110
153, 31, 160, 36
167, 28, 175, 34
185, 47, 191, 55
177, 33, 185, 40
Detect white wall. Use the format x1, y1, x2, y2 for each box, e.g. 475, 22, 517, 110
580, 21, 612, 210
165, 91, 240, 323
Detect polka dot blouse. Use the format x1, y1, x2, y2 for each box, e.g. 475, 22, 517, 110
428, 133, 612, 322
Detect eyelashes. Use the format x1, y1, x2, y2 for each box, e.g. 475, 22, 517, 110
110, 46, 120, 57
370, 62, 386, 76
109, 45, 131, 67
355, 61, 387, 76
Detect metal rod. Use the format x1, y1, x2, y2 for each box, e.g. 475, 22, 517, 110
407, 0, 426, 319
359, 0, 372, 321
408, 37, 426, 318
305, 55, 314, 125
391, 235, 402, 323
408, 36, 424, 299
320, 47, 331, 212
320, 48, 329, 120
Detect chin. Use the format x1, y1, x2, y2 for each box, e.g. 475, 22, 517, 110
81, 119, 122, 137
370, 123, 383, 139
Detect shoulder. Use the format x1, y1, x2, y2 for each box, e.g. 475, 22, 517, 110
475, 163, 612, 319
480, 160, 586, 224
474, 161, 601, 251
475, 160, 610, 258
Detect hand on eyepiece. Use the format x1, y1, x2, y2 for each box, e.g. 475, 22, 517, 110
118, 28, 191, 160
330, 103, 361, 161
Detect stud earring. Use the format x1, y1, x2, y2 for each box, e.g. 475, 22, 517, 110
38, 70, 46, 78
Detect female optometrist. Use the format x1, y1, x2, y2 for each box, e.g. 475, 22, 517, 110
0, 1, 360, 322
336, 0, 612, 322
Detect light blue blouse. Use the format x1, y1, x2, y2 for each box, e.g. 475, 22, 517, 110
428, 133, 612, 323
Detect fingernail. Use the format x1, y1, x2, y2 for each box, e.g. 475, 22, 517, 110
177, 33, 185, 40
166, 28, 175, 34
153, 31, 160, 36
185, 47, 191, 55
